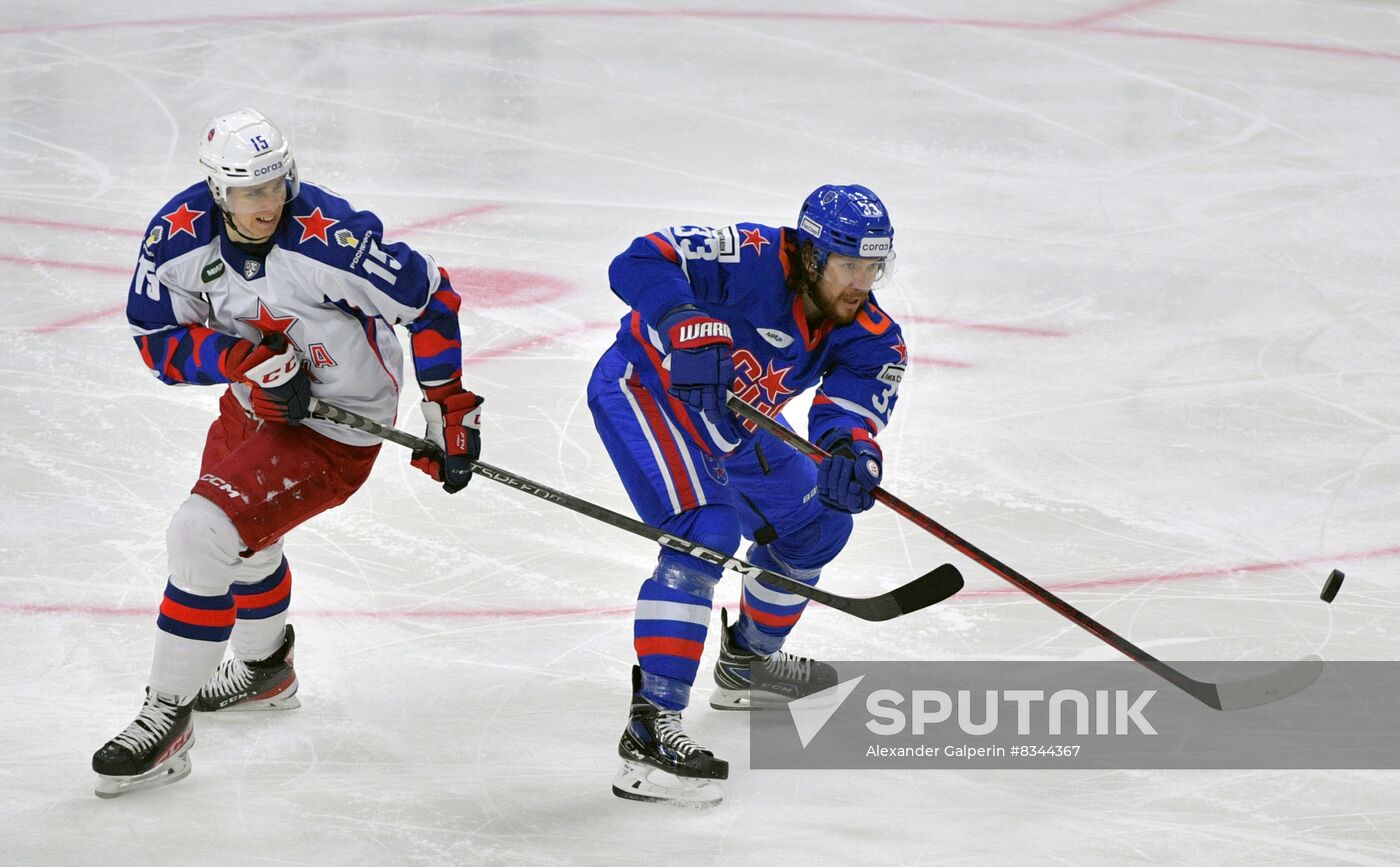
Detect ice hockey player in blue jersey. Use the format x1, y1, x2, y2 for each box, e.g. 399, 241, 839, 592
587, 185, 906, 805
92, 109, 484, 798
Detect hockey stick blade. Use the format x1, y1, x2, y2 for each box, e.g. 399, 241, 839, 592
308, 399, 963, 622
1187, 656, 1324, 712
725, 393, 1323, 710
888, 563, 963, 616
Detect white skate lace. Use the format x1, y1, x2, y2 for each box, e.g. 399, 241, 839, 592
111, 695, 182, 753
654, 712, 706, 757
202, 659, 253, 698
762, 650, 812, 682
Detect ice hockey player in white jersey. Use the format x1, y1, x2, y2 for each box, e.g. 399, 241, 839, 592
91, 108, 483, 798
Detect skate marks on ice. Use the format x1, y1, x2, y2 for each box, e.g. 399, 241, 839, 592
4, 0, 1400, 863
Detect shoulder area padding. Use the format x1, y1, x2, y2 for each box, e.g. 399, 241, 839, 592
279, 183, 385, 269
142, 182, 217, 265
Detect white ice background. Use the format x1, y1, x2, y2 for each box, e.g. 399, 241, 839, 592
2, 1, 1399, 864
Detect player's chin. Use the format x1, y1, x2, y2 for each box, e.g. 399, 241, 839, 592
829, 302, 864, 327
236, 221, 275, 242
241, 211, 281, 239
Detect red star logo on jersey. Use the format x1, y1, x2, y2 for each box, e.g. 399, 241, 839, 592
892, 338, 908, 365
238, 300, 299, 338
293, 207, 339, 244
739, 227, 770, 256
161, 203, 205, 239
755, 360, 796, 404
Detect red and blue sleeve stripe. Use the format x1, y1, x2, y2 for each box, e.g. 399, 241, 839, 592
133, 325, 245, 386
407, 269, 463, 385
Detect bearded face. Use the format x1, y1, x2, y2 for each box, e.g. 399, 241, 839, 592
805, 251, 886, 326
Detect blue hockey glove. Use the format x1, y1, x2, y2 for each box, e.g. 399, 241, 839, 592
230, 332, 311, 425
659, 306, 746, 447
660, 306, 735, 420
816, 428, 883, 513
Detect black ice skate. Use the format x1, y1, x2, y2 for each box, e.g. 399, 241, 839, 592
193, 624, 300, 712
92, 688, 194, 799
613, 666, 728, 807
710, 607, 838, 710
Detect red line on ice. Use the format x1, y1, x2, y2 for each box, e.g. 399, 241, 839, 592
10, 545, 1396, 621
464, 321, 616, 364
27, 303, 127, 334
396, 203, 503, 233
4, 9, 1399, 64
910, 354, 974, 369
1058, 0, 1174, 29
903, 314, 1070, 338
0, 601, 637, 620
958, 542, 1400, 598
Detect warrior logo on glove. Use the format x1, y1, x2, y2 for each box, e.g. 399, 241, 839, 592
673, 319, 731, 345
658, 305, 744, 448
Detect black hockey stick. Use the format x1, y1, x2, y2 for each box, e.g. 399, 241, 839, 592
727, 393, 1322, 710
308, 398, 963, 622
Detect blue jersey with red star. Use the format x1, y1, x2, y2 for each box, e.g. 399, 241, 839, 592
605, 222, 907, 451
126, 181, 463, 446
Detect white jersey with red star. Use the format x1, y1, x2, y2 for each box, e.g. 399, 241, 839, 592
127, 181, 464, 446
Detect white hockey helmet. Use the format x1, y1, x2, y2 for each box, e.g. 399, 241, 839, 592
197, 108, 300, 215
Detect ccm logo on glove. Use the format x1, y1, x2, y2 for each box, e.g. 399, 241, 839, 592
236, 341, 299, 387
228, 333, 312, 425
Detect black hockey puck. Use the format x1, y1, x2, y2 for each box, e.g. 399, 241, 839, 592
1320, 569, 1344, 603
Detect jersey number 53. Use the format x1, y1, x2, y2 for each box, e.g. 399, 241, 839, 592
669, 226, 740, 263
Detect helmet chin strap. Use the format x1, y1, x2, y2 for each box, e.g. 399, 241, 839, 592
220, 208, 274, 244
799, 245, 825, 297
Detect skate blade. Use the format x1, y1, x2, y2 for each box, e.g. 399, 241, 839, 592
708, 686, 751, 711
209, 693, 302, 713
710, 686, 799, 711
94, 751, 193, 799
611, 761, 723, 808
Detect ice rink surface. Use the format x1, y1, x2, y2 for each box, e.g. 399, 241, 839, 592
3, 0, 1399, 863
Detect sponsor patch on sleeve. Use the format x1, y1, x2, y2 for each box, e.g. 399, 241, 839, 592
877, 362, 905, 387
142, 225, 163, 256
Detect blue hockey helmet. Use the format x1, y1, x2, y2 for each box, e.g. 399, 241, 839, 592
796, 184, 894, 269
